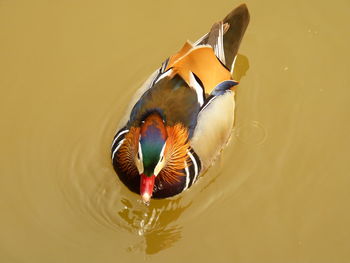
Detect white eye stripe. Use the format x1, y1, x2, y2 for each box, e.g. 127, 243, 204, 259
159, 143, 166, 158
138, 141, 143, 161
154, 142, 167, 177
135, 140, 144, 174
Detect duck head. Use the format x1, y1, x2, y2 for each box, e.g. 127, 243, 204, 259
114, 111, 191, 203
135, 112, 167, 203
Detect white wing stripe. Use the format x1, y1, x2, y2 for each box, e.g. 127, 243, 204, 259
161, 58, 169, 72
216, 22, 225, 64
155, 68, 173, 84
194, 32, 208, 46
189, 72, 204, 106
151, 69, 161, 85
230, 55, 237, 74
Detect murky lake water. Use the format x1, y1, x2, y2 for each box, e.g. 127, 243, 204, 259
1, 0, 350, 262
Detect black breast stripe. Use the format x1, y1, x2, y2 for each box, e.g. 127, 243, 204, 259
186, 148, 202, 188
111, 127, 129, 160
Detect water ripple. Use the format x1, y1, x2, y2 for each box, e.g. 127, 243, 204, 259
55, 88, 256, 254
233, 120, 268, 146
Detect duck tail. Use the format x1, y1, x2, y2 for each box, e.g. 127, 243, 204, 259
195, 4, 250, 73
222, 4, 250, 72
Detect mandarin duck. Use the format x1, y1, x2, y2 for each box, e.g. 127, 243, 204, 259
112, 4, 250, 203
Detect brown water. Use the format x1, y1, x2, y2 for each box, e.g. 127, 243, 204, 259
1, 0, 350, 262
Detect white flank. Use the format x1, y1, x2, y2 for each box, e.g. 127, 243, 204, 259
190, 92, 235, 171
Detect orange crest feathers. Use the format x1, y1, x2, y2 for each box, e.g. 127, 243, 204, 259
159, 123, 190, 184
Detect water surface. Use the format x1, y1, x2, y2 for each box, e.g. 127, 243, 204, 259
1, 0, 350, 262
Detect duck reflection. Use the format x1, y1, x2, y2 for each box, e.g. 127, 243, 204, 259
118, 197, 191, 254
233, 54, 249, 81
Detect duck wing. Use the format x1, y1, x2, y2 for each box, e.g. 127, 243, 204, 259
190, 4, 250, 170
128, 73, 201, 138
